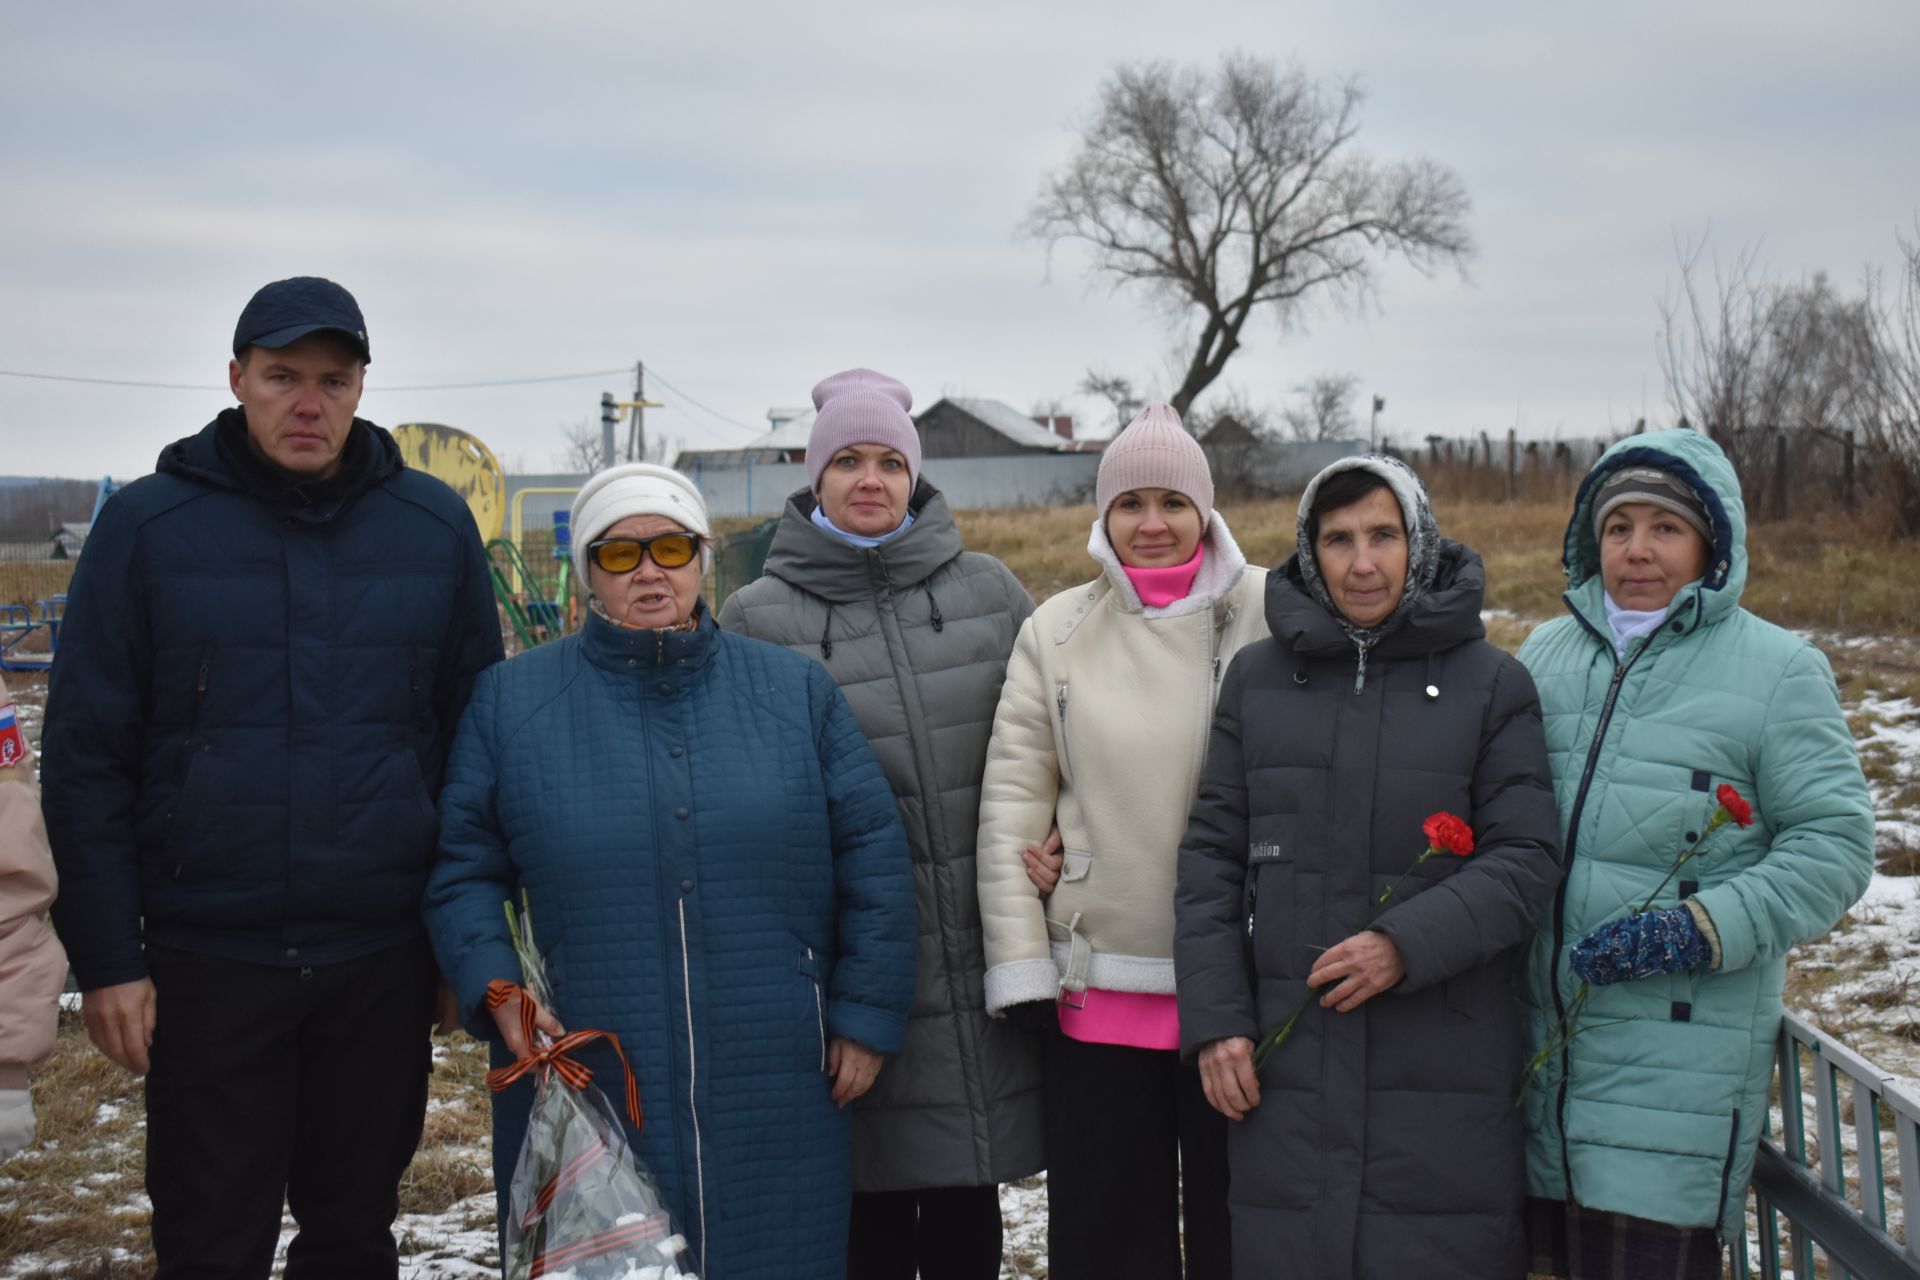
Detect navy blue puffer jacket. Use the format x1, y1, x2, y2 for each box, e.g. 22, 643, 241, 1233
424, 609, 916, 1280
42, 411, 504, 986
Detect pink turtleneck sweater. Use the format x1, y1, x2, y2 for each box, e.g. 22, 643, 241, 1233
1053, 543, 1208, 1052
1121, 542, 1205, 608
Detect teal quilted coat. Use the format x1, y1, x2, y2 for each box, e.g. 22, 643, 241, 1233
424, 609, 916, 1279
1516, 428, 1873, 1239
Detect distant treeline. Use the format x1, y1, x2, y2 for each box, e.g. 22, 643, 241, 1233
0, 478, 97, 540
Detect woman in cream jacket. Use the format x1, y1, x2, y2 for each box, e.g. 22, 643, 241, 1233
0, 673, 67, 1163
977, 404, 1268, 1280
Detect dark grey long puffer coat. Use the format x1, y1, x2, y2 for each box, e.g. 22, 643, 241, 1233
1175, 538, 1563, 1280
719, 480, 1046, 1192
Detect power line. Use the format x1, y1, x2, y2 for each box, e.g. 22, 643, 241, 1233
0, 369, 217, 391
385, 367, 631, 391
0, 365, 633, 393
2, 359, 774, 441
641, 365, 766, 436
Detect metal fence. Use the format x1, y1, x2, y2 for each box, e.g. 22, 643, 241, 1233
1742, 1012, 1920, 1279
711, 519, 778, 609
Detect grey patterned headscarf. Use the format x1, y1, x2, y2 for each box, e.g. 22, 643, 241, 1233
1295, 453, 1441, 649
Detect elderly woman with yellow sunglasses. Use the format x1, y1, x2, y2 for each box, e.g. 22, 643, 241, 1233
425, 462, 917, 1280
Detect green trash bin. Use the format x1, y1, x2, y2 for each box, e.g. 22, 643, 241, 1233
711, 518, 779, 610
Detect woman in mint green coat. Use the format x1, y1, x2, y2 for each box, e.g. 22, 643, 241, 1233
1516, 428, 1873, 1279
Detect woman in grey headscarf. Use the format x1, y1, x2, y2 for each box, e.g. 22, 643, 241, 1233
1175, 454, 1563, 1279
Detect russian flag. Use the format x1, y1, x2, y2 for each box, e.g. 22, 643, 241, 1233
0, 701, 22, 768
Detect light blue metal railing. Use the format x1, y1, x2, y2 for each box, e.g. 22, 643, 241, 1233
1743, 1012, 1920, 1279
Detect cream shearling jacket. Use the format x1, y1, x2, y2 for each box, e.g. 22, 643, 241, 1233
0, 674, 66, 1093
977, 514, 1270, 1013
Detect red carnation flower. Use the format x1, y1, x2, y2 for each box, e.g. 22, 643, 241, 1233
1716, 783, 1754, 828
1422, 812, 1475, 857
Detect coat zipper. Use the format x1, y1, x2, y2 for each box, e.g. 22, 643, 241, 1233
1197, 602, 1233, 808
1549, 609, 1653, 1189
1055, 682, 1073, 780
1351, 636, 1374, 694
806, 946, 826, 1072
677, 898, 708, 1274
1211, 602, 1233, 693
1716, 1107, 1742, 1225
173, 652, 211, 879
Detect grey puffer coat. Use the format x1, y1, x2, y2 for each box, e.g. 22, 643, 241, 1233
719, 481, 1046, 1192
1175, 537, 1563, 1280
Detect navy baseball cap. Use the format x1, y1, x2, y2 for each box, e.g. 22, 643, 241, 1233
232, 276, 371, 364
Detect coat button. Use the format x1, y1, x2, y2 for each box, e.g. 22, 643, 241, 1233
680, 879, 694, 893
284, 947, 299, 961
676, 806, 689, 819
658, 682, 673, 695
1425, 684, 1439, 699
627, 658, 637, 667
671, 746, 684, 758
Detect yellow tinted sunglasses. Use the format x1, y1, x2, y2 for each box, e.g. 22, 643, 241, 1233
588, 532, 701, 573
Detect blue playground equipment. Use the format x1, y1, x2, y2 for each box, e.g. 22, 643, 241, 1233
0, 476, 112, 673
0, 595, 64, 672
90, 476, 121, 522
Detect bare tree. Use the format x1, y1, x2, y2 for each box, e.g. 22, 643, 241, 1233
1078, 369, 1143, 433
1660, 238, 1879, 473
1192, 385, 1276, 438
0, 478, 96, 541
1658, 238, 1779, 453
1027, 54, 1473, 415
1865, 221, 1920, 533
554, 418, 603, 474
1280, 372, 1361, 441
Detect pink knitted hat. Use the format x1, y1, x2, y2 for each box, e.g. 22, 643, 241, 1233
1095, 403, 1214, 528
805, 368, 921, 494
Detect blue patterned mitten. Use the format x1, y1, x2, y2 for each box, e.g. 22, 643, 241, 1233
1569, 906, 1713, 986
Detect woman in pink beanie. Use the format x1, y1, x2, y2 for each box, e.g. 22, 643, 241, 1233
720, 368, 1043, 1280
976, 403, 1270, 1279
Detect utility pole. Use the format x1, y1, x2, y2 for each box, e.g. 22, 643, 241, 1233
620, 360, 664, 463
600, 392, 619, 469
1369, 395, 1385, 451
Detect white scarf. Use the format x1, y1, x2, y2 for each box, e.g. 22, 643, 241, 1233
1603, 592, 1670, 662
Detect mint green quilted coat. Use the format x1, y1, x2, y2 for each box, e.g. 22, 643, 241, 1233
1515, 428, 1873, 1239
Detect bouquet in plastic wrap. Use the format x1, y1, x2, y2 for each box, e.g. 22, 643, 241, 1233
489, 894, 699, 1280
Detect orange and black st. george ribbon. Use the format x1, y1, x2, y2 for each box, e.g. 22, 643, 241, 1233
528, 1213, 674, 1277
483, 979, 645, 1130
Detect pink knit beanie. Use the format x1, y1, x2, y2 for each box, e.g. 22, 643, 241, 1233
1095, 403, 1214, 528
805, 368, 922, 494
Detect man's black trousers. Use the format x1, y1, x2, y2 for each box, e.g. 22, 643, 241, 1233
145, 936, 437, 1279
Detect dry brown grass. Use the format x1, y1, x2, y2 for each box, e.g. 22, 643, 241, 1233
0, 1009, 150, 1273
943, 494, 1920, 637
0, 564, 71, 611
0, 1014, 495, 1273
400, 1037, 495, 1218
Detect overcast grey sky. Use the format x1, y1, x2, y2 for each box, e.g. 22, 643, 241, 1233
3, 0, 1915, 479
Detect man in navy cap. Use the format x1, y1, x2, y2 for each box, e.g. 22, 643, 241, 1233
41, 277, 505, 1278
